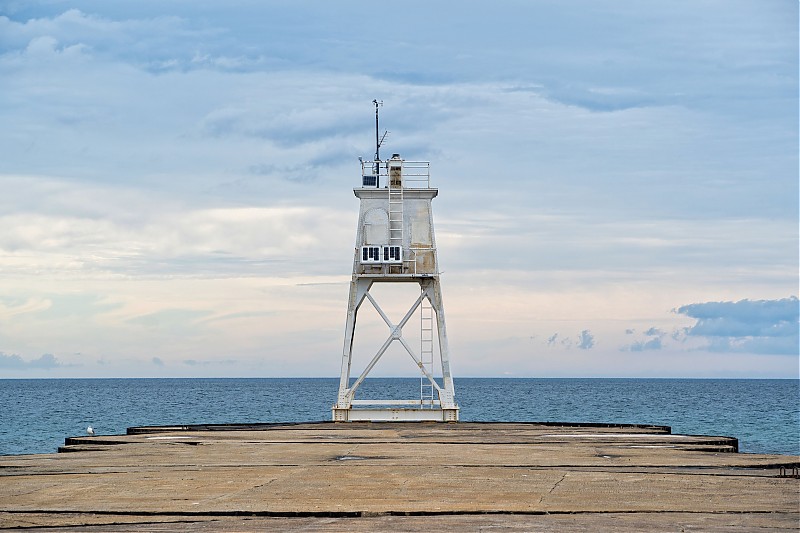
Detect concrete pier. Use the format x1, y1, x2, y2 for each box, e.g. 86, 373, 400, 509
1, 422, 798, 531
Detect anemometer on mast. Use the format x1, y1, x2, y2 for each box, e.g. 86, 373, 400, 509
373, 99, 388, 175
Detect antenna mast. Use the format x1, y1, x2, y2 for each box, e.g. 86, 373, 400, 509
373, 99, 388, 176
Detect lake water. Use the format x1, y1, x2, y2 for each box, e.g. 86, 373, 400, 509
1, 378, 797, 456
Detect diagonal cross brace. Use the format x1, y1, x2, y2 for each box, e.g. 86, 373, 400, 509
345, 284, 441, 402
397, 335, 443, 394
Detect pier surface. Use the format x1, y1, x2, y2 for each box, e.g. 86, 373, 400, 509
1, 422, 798, 531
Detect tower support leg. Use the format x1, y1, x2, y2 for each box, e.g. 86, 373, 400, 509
333, 278, 372, 421
428, 278, 458, 421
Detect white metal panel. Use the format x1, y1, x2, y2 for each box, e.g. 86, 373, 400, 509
363, 208, 388, 245
409, 203, 432, 246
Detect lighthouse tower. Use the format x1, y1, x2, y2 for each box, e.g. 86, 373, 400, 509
332, 121, 458, 422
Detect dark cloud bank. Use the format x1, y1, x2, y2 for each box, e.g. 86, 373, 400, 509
675, 296, 799, 355
0, 353, 61, 370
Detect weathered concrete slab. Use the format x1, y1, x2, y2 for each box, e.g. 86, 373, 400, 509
4, 512, 800, 532
1, 422, 798, 531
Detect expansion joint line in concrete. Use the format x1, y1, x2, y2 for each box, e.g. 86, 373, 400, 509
4, 464, 796, 480
1, 509, 796, 519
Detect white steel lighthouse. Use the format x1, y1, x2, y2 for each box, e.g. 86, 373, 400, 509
332, 103, 458, 422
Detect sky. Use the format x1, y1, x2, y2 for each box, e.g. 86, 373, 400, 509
0, 0, 797, 379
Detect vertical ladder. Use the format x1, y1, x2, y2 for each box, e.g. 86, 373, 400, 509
420, 295, 435, 407
388, 176, 404, 273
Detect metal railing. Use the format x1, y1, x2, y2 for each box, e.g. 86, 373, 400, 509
360, 160, 431, 189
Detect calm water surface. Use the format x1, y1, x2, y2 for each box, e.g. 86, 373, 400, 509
0, 378, 797, 456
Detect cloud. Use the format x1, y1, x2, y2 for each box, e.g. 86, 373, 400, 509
577, 330, 594, 350
0, 9, 222, 71
183, 358, 238, 366
675, 296, 799, 355
0, 177, 354, 279
676, 297, 798, 335
0, 352, 61, 370
0, 3, 795, 379
151, 356, 164, 366
627, 337, 663, 352
702, 336, 797, 355
0, 297, 52, 318
620, 324, 668, 352
201, 103, 367, 147
127, 309, 211, 332
544, 331, 594, 350
203, 310, 277, 323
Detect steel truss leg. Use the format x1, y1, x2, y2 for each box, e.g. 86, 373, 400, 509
429, 279, 456, 409
336, 278, 372, 409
